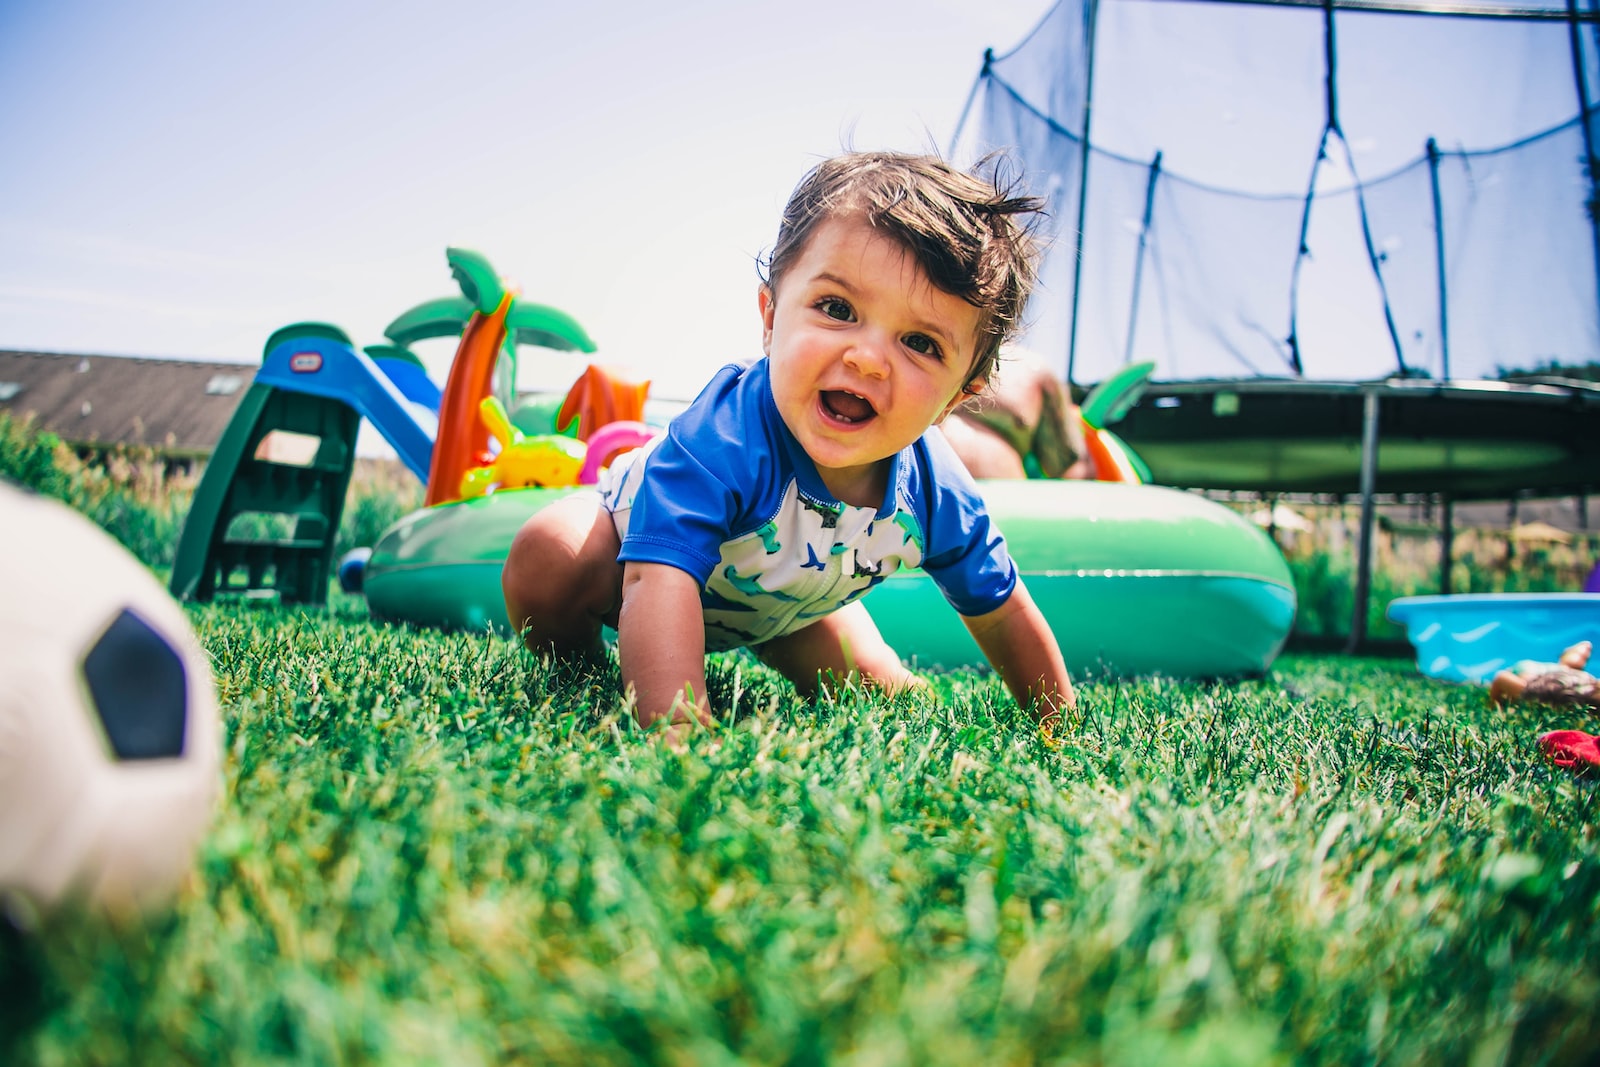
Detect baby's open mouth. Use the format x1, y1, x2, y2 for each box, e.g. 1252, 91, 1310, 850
821, 390, 877, 424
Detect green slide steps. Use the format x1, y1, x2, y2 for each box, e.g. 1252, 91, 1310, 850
169, 323, 363, 605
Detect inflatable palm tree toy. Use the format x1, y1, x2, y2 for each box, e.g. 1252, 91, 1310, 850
383, 248, 596, 507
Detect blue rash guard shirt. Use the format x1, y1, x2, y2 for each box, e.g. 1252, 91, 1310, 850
598, 358, 1018, 651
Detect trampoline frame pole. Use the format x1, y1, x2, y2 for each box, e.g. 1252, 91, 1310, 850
1567, 0, 1600, 338
1124, 151, 1163, 367
1347, 388, 1381, 654
1439, 495, 1454, 596
1426, 137, 1451, 380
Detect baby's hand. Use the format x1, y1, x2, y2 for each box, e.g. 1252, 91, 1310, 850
653, 719, 721, 754
895, 674, 934, 699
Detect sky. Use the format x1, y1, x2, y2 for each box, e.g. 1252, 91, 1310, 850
0, 0, 1048, 403
3, 0, 1588, 431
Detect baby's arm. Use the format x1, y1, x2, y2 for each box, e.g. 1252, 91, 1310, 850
616, 562, 713, 734
962, 581, 1076, 732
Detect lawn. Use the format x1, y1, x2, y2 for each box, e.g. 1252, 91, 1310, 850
3, 595, 1597, 1066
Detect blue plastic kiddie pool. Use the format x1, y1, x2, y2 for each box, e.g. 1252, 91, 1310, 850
1386, 593, 1600, 683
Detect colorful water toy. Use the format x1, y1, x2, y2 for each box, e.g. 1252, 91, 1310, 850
459, 397, 588, 497
422, 249, 598, 508
558, 364, 651, 440
578, 420, 658, 485
1079, 361, 1154, 483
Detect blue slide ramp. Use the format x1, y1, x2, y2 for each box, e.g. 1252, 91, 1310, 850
364, 344, 444, 414
256, 336, 436, 482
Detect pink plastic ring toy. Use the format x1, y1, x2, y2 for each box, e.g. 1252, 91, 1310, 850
578, 420, 659, 484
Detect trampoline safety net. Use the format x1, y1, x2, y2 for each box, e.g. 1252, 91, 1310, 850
955, 0, 1600, 387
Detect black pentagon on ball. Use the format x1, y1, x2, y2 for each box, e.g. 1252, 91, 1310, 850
81, 609, 188, 761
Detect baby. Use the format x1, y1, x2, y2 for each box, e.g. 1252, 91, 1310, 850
502, 151, 1075, 739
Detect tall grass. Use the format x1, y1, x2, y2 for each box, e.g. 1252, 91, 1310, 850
2, 422, 1597, 1063
0, 412, 192, 568
3, 602, 1596, 1065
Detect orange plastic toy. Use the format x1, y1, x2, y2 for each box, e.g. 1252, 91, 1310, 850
425, 293, 513, 507
557, 364, 651, 441
1081, 423, 1143, 483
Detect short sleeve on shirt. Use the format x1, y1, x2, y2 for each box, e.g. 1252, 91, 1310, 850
611, 364, 771, 586
915, 429, 1018, 617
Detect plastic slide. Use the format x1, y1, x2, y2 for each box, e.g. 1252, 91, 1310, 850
364, 343, 443, 413
256, 336, 436, 482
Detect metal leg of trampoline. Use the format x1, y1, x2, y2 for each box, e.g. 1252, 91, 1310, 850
1347, 389, 1381, 655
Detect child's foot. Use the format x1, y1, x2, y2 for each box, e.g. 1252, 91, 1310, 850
1559, 641, 1593, 670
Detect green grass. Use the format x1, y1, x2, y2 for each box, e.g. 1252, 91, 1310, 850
4, 596, 1598, 1066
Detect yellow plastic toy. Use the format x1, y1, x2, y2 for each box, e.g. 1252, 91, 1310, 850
459, 396, 587, 498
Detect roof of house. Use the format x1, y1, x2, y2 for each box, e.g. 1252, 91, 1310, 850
0, 349, 256, 458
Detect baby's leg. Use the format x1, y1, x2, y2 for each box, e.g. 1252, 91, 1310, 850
501, 494, 623, 658
755, 601, 921, 698
1488, 669, 1527, 707
1560, 640, 1593, 670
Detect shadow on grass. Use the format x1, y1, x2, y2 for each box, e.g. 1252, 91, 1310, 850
0, 910, 54, 1060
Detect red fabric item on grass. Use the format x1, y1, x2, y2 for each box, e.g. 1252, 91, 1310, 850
1538, 729, 1600, 770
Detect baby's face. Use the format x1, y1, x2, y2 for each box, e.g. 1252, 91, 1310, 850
760, 214, 983, 506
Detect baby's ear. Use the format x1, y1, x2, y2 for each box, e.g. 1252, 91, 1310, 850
758, 286, 776, 355
935, 377, 984, 424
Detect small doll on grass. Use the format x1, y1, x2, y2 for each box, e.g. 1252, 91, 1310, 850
502, 151, 1075, 744
1488, 640, 1600, 771
1488, 641, 1600, 711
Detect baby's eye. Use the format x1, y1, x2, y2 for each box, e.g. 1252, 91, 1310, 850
903, 333, 944, 360
817, 297, 854, 321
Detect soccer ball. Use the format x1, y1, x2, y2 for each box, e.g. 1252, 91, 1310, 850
0, 481, 221, 913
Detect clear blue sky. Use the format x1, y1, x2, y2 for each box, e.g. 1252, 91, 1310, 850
0, 0, 1047, 401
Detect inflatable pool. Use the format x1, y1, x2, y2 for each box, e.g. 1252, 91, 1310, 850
364, 479, 1297, 679
1387, 593, 1600, 684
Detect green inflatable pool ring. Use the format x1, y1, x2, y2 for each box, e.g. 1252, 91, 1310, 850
362, 480, 1297, 679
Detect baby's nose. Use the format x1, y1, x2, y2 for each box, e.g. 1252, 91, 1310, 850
843, 335, 891, 377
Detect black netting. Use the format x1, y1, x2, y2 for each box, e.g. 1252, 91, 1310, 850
955, 0, 1600, 386
1435, 123, 1600, 374
1142, 173, 1308, 378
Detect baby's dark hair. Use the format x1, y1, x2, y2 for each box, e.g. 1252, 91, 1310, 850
758, 150, 1046, 388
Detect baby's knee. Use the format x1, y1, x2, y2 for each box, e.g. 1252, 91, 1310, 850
502, 500, 621, 639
